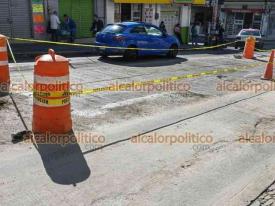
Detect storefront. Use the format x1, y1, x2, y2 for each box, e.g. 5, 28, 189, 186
221, 0, 269, 38
105, 0, 207, 44
111, 0, 180, 35
160, 4, 180, 35
191, 4, 213, 35
114, 3, 143, 22
58, 0, 94, 38
112, 0, 172, 24
223, 8, 264, 37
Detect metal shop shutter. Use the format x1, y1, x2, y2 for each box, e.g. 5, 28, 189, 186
10, 0, 32, 38
59, 0, 93, 38
0, 0, 12, 37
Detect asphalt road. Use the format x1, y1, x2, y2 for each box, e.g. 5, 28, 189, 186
1, 51, 275, 205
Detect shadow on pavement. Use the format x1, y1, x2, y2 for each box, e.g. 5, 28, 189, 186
35, 131, 90, 185
179, 47, 241, 56
98, 56, 188, 67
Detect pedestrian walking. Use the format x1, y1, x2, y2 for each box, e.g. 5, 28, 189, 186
174, 23, 182, 44
90, 15, 104, 36
159, 21, 167, 34
217, 22, 225, 44
63, 14, 77, 43
50, 11, 60, 42
191, 22, 199, 46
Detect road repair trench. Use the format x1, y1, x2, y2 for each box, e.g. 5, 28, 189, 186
1, 52, 275, 206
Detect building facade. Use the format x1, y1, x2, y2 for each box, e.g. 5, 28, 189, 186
0, 0, 33, 38
105, 0, 206, 43
0, 0, 217, 43
47, 0, 95, 38
221, 0, 275, 39
0, 0, 96, 39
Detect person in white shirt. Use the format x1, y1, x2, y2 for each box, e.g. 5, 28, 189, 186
50, 11, 60, 42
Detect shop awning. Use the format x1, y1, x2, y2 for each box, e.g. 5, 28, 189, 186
113, 0, 172, 3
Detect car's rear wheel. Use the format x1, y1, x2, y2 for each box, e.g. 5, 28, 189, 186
124, 46, 138, 60
167, 45, 178, 58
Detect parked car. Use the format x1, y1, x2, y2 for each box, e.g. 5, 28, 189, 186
95, 22, 180, 59
235, 29, 264, 49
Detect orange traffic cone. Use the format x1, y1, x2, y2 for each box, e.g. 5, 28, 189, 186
261, 50, 274, 80
33, 49, 72, 135
0, 34, 10, 95
243, 36, 256, 59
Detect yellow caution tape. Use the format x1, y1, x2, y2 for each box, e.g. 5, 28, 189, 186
255, 48, 274, 52
6, 37, 264, 98
10, 37, 238, 51
33, 91, 70, 98
69, 62, 263, 96
34, 95, 70, 107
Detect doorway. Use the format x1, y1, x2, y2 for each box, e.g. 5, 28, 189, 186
59, 0, 93, 38
121, 4, 131, 22
244, 13, 253, 29
0, 0, 32, 38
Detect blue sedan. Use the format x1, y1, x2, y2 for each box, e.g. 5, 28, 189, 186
96, 22, 180, 59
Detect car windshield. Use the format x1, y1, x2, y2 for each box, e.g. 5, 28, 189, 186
101, 25, 125, 34
240, 30, 261, 36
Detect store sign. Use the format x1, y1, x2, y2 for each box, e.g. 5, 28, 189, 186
114, 0, 172, 3
192, 0, 206, 4
174, 0, 205, 4
223, 8, 265, 13
31, 0, 46, 36
174, 0, 192, 3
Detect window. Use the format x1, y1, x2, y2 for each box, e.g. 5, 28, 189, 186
130, 26, 147, 34
101, 24, 125, 34
240, 30, 261, 36
145, 26, 163, 36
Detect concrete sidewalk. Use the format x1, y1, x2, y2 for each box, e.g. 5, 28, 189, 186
9, 38, 97, 61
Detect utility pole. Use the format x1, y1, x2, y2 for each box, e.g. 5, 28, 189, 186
212, 0, 222, 31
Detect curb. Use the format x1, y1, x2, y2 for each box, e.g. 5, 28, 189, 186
212, 154, 275, 206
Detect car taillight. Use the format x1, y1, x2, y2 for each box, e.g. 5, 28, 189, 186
113, 36, 125, 42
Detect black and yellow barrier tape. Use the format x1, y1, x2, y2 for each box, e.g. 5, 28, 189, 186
69, 62, 263, 96
26, 62, 264, 98
10, 37, 238, 51
34, 95, 70, 107
6, 37, 265, 98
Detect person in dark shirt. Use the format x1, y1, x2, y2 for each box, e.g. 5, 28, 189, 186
91, 15, 104, 36
174, 23, 182, 44
217, 22, 225, 43
159, 21, 167, 34
63, 14, 77, 43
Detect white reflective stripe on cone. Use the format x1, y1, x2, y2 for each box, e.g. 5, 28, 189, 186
0, 61, 8, 66
34, 75, 69, 84
0, 47, 7, 52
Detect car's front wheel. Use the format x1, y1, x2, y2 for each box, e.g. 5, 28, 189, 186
167, 45, 178, 58
124, 46, 138, 60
